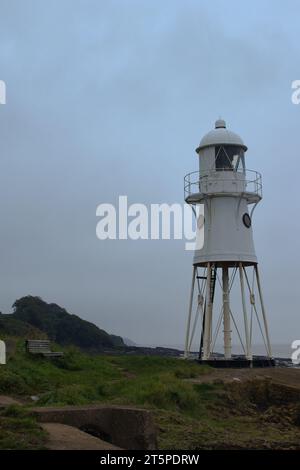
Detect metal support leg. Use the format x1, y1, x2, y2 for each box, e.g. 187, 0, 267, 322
222, 266, 232, 359
202, 263, 212, 360
255, 265, 272, 358
239, 263, 252, 360
184, 266, 196, 358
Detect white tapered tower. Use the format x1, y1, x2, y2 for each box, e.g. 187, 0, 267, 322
184, 119, 273, 367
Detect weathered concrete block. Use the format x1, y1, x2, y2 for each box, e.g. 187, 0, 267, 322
31, 405, 157, 450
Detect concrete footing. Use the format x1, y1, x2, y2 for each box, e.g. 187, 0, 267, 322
31, 405, 157, 450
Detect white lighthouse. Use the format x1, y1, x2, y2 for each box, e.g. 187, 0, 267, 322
184, 119, 273, 367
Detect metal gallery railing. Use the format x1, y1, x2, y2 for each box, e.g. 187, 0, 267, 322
184, 169, 262, 201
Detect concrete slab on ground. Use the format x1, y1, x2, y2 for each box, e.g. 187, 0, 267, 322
31, 404, 157, 450
41, 423, 121, 450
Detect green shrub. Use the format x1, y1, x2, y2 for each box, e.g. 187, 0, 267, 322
0, 369, 30, 394
0, 409, 47, 450
36, 383, 104, 406
54, 349, 85, 371
174, 368, 197, 379
2, 405, 28, 418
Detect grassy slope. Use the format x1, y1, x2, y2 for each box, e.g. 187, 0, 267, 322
0, 338, 300, 449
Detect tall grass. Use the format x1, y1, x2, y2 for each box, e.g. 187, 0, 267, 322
0, 339, 215, 415
0, 405, 47, 450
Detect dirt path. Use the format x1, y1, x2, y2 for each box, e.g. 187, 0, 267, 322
41, 423, 121, 450
0, 395, 22, 408
190, 367, 300, 388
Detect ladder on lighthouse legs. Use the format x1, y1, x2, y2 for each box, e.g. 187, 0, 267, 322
200, 264, 217, 360
184, 263, 217, 359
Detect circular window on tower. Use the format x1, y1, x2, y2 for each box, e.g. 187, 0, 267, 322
242, 213, 251, 228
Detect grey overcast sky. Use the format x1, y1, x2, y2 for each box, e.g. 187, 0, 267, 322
0, 0, 299, 349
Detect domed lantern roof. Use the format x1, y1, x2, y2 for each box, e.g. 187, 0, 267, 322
196, 119, 247, 153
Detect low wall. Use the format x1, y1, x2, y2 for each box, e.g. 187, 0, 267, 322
31, 404, 157, 450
